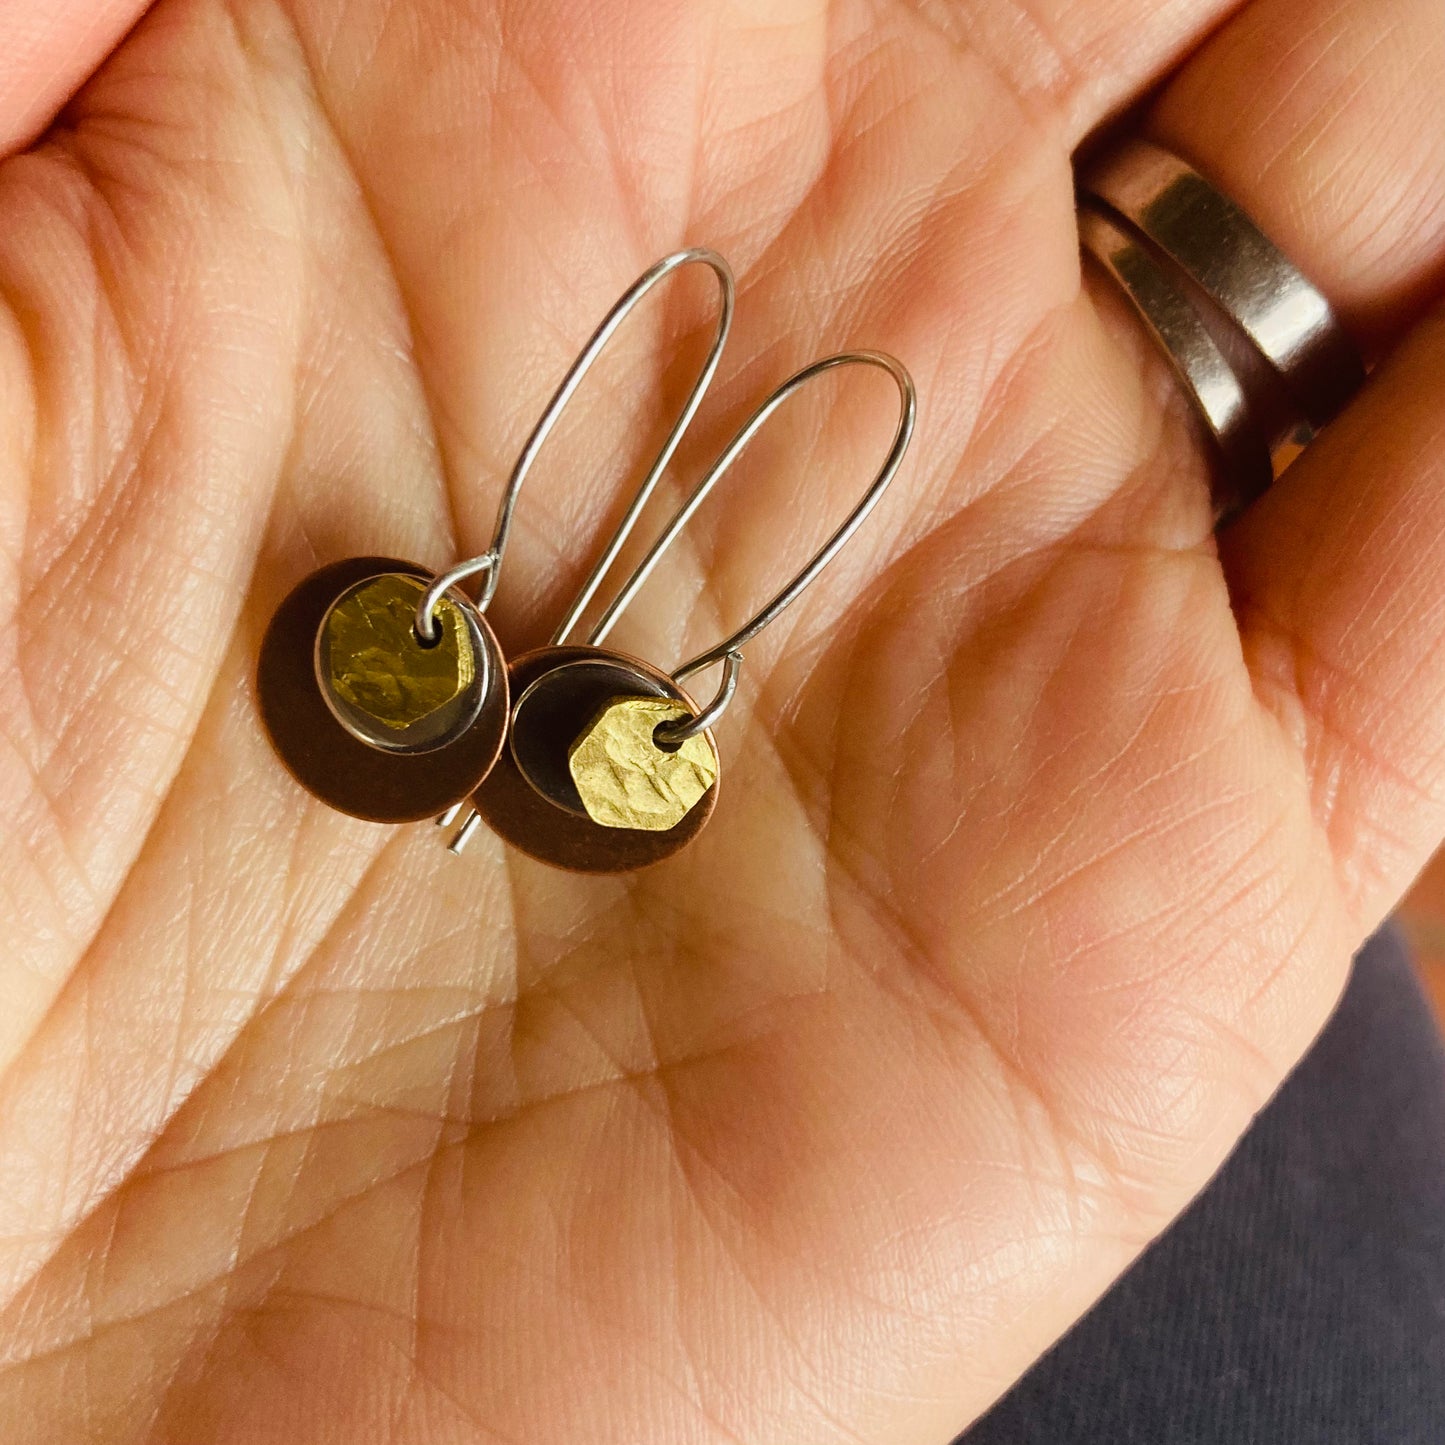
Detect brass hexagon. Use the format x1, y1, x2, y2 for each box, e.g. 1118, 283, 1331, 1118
568, 696, 718, 831
321, 574, 474, 733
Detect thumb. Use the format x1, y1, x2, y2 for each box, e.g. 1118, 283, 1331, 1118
0, 0, 153, 155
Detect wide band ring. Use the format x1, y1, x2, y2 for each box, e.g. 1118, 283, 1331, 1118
1079, 138, 1367, 520
1079, 205, 1273, 505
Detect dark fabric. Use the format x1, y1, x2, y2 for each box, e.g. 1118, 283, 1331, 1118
959, 927, 1445, 1444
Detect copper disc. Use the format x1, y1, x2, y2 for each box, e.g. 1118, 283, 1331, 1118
257, 556, 508, 823
471, 645, 719, 872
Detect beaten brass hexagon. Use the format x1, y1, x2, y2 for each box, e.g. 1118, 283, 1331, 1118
568, 696, 718, 831
260, 556, 508, 822
321, 573, 475, 731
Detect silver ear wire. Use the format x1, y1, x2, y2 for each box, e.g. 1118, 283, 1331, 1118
436, 800, 480, 853
433, 248, 735, 854
415, 247, 735, 645
579, 349, 917, 745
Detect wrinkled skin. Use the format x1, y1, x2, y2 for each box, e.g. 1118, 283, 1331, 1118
0, 0, 1443, 1439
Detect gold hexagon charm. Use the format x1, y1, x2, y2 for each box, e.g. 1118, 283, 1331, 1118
567, 696, 718, 831
316, 573, 485, 753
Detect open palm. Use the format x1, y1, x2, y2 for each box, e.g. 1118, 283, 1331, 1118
2, 0, 1444, 1439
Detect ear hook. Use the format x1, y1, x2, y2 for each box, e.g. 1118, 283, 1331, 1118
587, 349, 917, 746
414, 247, 736, 643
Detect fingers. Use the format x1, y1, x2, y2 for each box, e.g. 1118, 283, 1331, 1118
0, 0, 153, 155
909, 0, 1241, 140
0, 0, 326, 1080
1147, 0, 1445, 342
1130, 0, 1445, 921
1221, 306, 1445, 929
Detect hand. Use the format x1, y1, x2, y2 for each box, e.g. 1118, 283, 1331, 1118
1, 0, 1443, 1439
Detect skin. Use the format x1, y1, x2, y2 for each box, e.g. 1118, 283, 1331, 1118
0, 0, 1443, 1438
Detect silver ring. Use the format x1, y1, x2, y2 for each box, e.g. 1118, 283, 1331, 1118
1081, 139, 1365, 432
1079, 203, 1273, 513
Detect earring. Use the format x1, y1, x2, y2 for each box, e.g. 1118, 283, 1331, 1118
456, 349, 917, 872
256, 248, 735, 827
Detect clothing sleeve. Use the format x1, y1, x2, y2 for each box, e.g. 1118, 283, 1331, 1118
960, 925, 1445, 1445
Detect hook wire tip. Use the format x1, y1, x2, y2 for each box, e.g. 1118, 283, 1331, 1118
447, 811, 483, 854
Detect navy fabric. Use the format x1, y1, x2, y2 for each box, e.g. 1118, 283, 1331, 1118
959, 927, 1445, 1444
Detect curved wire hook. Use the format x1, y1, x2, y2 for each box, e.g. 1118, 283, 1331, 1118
415, 247, 735, 642
589, 350, 917, 745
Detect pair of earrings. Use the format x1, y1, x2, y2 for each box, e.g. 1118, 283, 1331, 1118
257, 248, 916, 872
